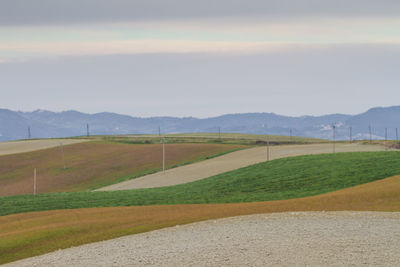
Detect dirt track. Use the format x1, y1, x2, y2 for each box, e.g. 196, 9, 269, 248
0, 139, 86, 156
6, 211, 399, 267
98, 143, 385, 191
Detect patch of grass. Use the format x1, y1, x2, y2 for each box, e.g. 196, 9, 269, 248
1, 151, 400, 216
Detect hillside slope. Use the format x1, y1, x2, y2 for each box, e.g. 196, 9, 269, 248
0, 142, 244, 196
1, 105, 400, 141
1, 174, 399, 265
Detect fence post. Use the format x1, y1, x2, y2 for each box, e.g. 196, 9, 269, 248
33, 168, 37, 195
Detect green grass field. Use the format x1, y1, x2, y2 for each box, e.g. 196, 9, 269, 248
76, 132, 326, 146
1, 151, 399, 216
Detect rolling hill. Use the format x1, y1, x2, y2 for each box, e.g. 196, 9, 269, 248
1, 105, 400, 141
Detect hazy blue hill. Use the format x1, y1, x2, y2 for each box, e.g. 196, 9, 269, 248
346, 106, 400, 128
1, 106, 399, 141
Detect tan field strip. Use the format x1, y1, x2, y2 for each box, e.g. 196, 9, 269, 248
98, 143, 385, 191
6, 211, 399, 267
0, 139, 87, 156
1, 175, 400, 265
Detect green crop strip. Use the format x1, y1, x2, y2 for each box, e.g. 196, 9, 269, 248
1, 151, 399, 216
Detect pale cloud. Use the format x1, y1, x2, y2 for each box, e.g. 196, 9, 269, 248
1, 0, 400, 26
1, 17, 400, 61
0, 39, 287, 58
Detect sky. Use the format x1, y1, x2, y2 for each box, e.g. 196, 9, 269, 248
0, 0, 399, 118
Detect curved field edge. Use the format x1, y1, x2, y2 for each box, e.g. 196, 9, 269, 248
0, 142, 247, 196
1, 175, 399, 265
1, 151, 400, 216
91, 144, 248, 190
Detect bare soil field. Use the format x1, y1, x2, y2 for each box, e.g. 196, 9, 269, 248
1, 174, 399, 264
5, 211, 399, 267
0, 142, 244, 196
0, 139, 86, 156
99, 143, 385, 191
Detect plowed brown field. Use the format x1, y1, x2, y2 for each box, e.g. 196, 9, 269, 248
0, 142, 244, 196
1, 175, 399, 264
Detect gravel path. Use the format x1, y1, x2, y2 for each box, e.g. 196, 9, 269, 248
6, 211, 400, 266
0, 139, 86, 156
98, 143, 384, 191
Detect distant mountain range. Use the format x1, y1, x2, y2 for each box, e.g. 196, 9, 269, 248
1, 106, 400, 142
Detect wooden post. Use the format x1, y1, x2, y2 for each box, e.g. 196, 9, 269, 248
60, 142, 66, 169
332, 124, 336, 153
33, 168, 37, 195
349, 126, 352, 143
162, 138, 165, 174
385, 128, 388, 149
267, 135, 270, 161
369, 125, 372, 143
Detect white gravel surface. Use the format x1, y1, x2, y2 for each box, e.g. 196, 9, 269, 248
98, 143, 385, 191
6, 211, 400, 266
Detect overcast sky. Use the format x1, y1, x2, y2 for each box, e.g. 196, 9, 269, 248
1, 0, 399, 117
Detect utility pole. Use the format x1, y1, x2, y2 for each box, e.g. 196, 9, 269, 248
218, 126, 221, 140
86, 123, 90, 137
28, 126, 31, 139
385, 128, 388, 149
368, 125, 372, 143
349, 126, 352, 143
162, 138, 166, 174
158, 126, 161, 137
265, 123, 270, 160
396, 128, 399, 144
33, 168, 37, 195
332, 124, 336, 153
60, 142, 66, 169
290, 128, 292, 141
